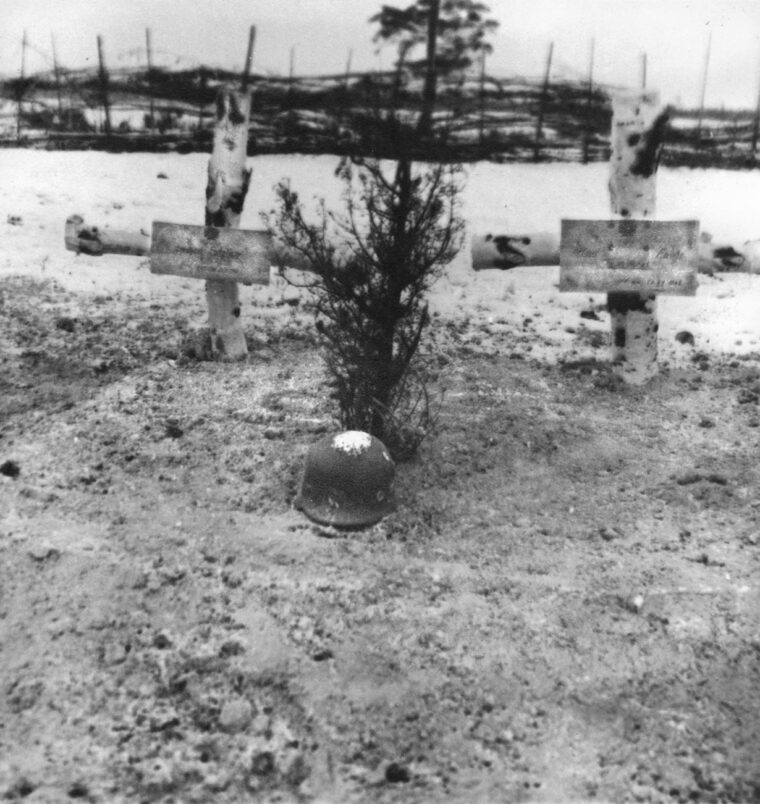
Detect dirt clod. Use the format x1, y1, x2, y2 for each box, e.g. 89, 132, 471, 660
219, 699, 254, 733
54, 316, 77, 332
67, 781, 90, 798
250, 751, 276, 777
0, 460, 20, 478
384, 763, 411, 784
676, 471, 703, 485
152, 632, 172, 649
164, 419, 184, 439
27, 543, 61, 562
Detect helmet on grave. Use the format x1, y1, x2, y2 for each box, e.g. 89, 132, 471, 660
294, 431, 396, 529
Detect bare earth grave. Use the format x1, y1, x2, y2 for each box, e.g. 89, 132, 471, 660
1, 139, 760, 803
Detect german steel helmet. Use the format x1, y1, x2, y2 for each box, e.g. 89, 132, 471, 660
295, 431, 397, 528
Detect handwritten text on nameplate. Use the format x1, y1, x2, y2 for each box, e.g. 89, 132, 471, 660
149, 222, 271, 285
559, 219, 699, 295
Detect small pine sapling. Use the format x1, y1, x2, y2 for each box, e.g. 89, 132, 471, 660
268, 139, 463, 460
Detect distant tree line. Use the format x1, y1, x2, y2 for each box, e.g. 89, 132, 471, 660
1, 0, 758, 168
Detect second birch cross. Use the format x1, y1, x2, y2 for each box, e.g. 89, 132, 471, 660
560, 90, 699, 385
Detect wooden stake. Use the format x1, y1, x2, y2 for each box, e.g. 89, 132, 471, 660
204, 88, 252, 360
344, 48, 353, 90
478, 49, 487, 147
418, 0, 440, 137
288, 46, 296, 106
607, 90, 668, 385
242, 25, 256, 91
340, 48, 353, 125
696, 31, 711, 144
533, 42, 554, 162
582, 38, 595, 164
146, 28, 156, 133
17, 31, 27, 144
751, 59, 760, 155
96, 35, 112, 137
51, 35, 64, 130
197, 68, 205, 131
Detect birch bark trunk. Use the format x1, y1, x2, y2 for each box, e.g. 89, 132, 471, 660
204, 87, 252, 361
607, 91, 668, 385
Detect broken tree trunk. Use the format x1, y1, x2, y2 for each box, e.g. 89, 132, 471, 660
607, 90, 668, 385
205, 87, 252, 361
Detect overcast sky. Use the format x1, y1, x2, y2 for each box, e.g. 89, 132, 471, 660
2, 0, 759, 109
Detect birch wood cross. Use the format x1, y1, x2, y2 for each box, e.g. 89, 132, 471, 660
559, 91, 700, 385
65, 86, 274, 362
199, 86, 257, 360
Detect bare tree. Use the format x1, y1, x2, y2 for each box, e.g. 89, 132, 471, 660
371, 0, 499, 136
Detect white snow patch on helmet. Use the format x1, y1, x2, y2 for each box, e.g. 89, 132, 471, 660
332, 430, 372, 456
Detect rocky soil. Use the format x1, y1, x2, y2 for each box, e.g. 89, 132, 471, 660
2, 149, 760, 802
2, 265, 760, 803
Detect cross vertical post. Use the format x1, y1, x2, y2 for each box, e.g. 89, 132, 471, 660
204, 87, 253, 360
607, 90, 668, 384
